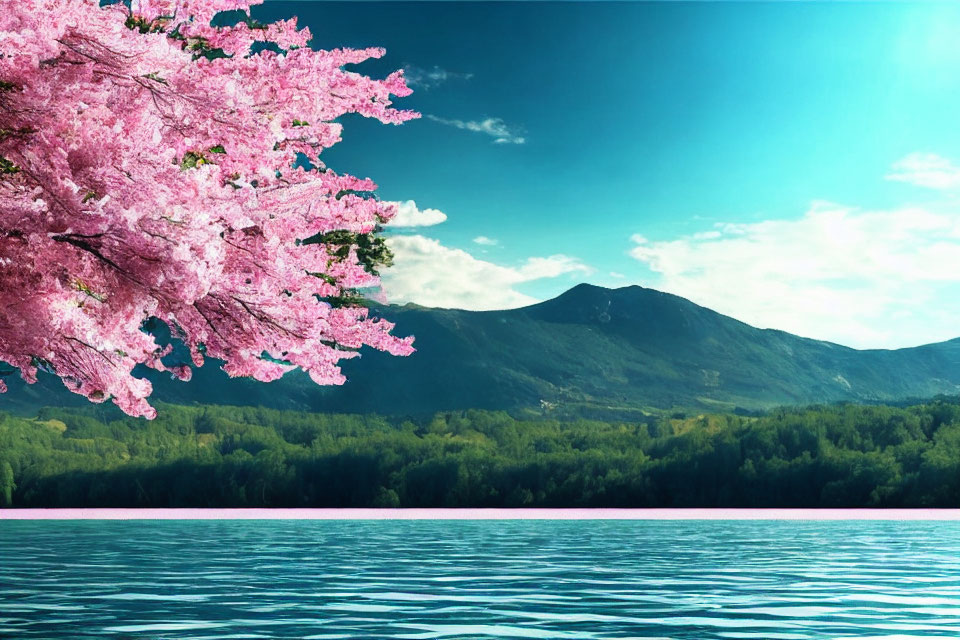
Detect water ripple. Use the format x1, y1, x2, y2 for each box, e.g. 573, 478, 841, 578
0, 520, 958, 639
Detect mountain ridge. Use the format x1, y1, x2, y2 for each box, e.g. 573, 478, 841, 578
3, 283, 960, 417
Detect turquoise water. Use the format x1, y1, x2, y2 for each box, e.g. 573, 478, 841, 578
1, 520, 959, 639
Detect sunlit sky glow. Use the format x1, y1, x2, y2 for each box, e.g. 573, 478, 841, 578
258, 1, 960, 349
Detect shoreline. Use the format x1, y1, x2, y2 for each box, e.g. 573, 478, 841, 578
3, 508, 960, 520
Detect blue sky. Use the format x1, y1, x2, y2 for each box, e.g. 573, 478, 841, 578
258, 1, 960, 349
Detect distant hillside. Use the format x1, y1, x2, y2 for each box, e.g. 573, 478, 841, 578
3, 283, 960, 416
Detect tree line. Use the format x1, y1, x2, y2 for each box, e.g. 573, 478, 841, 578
1, 398, 959, 507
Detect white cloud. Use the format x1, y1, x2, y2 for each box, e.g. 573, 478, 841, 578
609, 272, 626, 279
886, 152, 960, 190
384, 200, 447, 228
629, 200, 960, 349
426, 115, 525, 145
473, 236, 498, 246
381, 235, 592, 310
403, 64, 473, 90
692, 230, 723, 240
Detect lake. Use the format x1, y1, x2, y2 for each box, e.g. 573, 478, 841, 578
1, 519, 959, 638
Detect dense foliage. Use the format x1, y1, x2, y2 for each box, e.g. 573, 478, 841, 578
0, 0, 415, 418
2, 398, 960, 507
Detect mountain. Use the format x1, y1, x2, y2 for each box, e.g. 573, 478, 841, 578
4, 283, 960, 416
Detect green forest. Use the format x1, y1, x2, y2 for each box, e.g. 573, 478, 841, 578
2, 398, 960, 507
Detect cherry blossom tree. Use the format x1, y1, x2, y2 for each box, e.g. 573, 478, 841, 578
0, 0, 417, 418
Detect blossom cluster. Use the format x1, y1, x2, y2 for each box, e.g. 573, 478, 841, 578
0, 0, 417, 417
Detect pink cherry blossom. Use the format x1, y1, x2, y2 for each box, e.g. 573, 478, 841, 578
0, 0, 417, 418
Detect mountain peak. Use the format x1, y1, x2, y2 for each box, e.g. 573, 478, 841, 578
526, 282, 702, 326
565, 282, 612, 294
550, 282, 685, 304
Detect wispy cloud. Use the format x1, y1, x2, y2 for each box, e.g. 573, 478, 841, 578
886, 152, 960, 190
472, 236, 499, 246
384, 200, 447, 228
629, 200, 960, 349
427, 115, 526, 145
382, 235, 592, 310
403, 64, 473, 90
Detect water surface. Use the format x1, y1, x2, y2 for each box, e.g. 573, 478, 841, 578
1, 520, 959, 638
